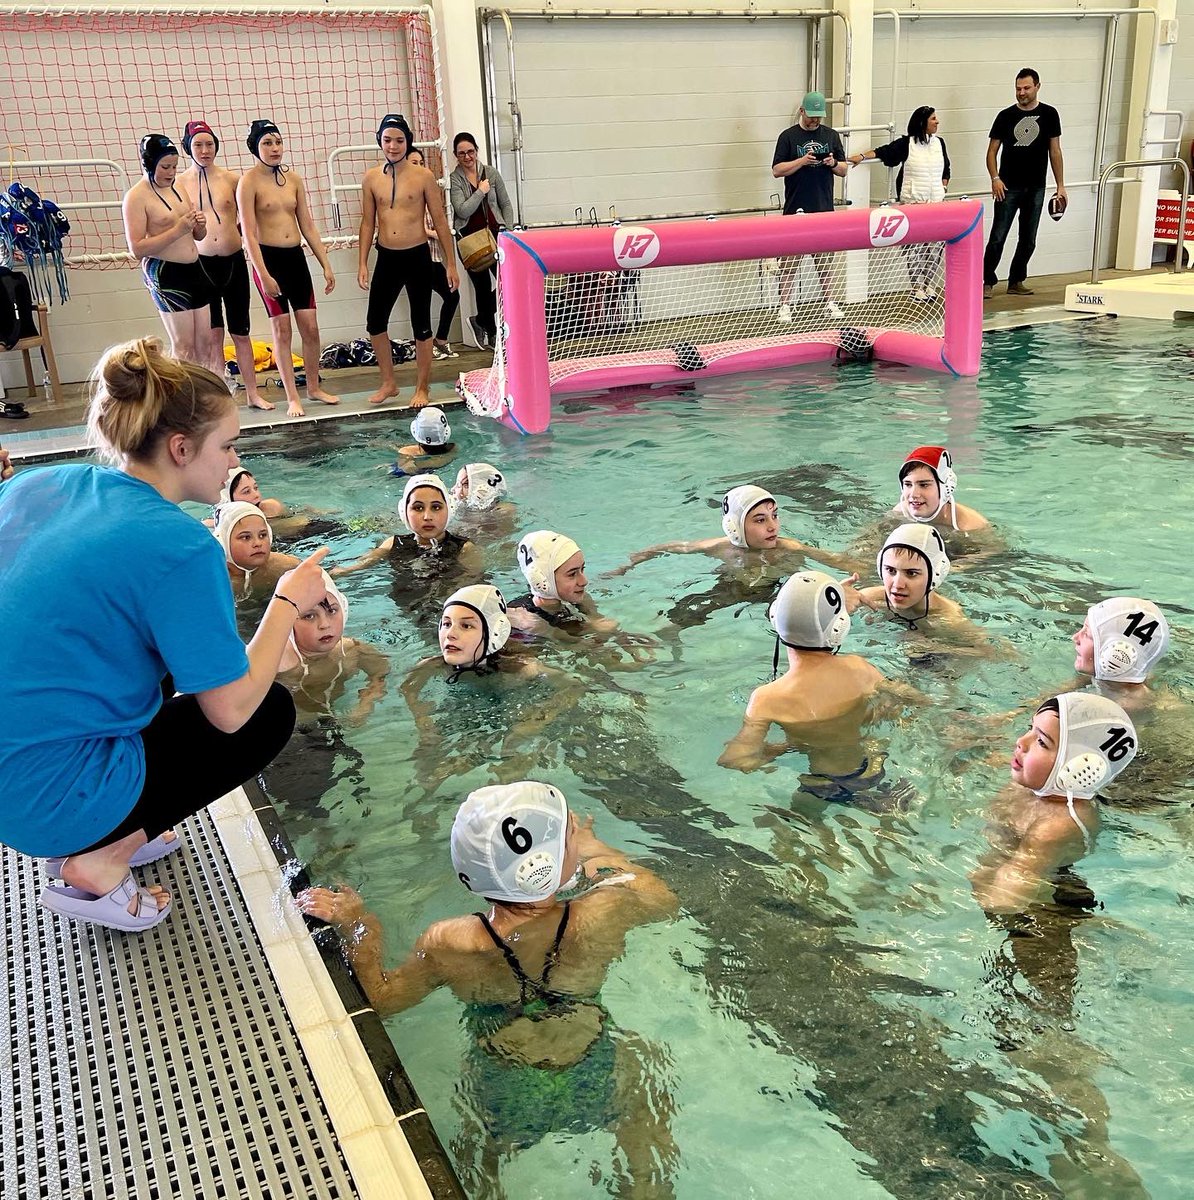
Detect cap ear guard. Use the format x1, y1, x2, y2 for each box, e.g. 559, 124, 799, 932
1053, 752, 1108, 795
1088, 598, 1170, 683
1097, 639, 1140, 680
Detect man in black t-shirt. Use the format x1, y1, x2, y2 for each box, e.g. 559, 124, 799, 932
771, 91, 849, 323
982, 68, 1066, 298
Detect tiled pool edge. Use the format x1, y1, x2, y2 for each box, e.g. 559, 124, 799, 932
4, 384, 469, 464
211, 778, 465, 1200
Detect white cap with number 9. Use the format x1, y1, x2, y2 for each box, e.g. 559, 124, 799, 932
451, 781, 569, 903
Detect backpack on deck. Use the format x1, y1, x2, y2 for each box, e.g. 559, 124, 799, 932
0, 265, 37, 350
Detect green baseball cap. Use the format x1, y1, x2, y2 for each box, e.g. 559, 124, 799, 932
801, 91, 827, 118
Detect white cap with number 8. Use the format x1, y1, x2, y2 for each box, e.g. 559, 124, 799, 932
451, 781, 569, 903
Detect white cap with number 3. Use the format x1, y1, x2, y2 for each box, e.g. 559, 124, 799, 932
450, 781, 569, 903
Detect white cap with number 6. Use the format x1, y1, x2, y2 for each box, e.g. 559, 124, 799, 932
451, 781, 569, 903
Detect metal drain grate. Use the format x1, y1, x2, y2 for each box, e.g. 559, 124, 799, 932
0, 813, 360, 1200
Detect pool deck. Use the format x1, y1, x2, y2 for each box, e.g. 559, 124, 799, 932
2, 266, 1158, 460
0, 266, 1157, 1199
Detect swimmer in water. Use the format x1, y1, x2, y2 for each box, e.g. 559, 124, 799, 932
331, 473, 482, 578
970, 693, 1138, 913
402, 585, 584, 784
1072, 597, 1171, 710
298, 782, 679, 1191
213, 501, 300, 600
892, 446, 989, 532
451, 461, 507, 512
218, 466, 286, 519
718, 570, 922, 806
507, 530, 656, 664
607, 484, 852, 576
276, 569, 390, 724
210, 465, 340, 542
842, 525, 988, 653
387, 406, 457, 476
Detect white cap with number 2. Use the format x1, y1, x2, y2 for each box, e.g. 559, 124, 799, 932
451, 781, 569, 903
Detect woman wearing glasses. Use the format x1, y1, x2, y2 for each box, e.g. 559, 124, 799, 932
449, 132, 515, 349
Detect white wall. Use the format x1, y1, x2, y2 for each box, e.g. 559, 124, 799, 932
869, 12, 1134, 278
488, 14, 814, 226
1166, 0, 1194, 184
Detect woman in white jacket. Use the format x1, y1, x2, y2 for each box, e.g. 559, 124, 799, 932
849, 106, 951, 301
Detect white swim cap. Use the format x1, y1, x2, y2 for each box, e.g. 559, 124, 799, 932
877, 524, 950, 591
898, 446, 957, 525
219, 466, 254, 508
213, 501, 272, 565
1034, 692, 1138, 800
443, 584, 511, 656
451, 781, 569, 903
400, 473, 454, 532
769, 571, 851, 650
410, 406, 451, 447
518, 530, 582, 599
1087, 597, 1170, 684
721, 485, 776, 548
459, 462, 507, 511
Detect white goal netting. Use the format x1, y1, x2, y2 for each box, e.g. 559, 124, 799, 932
462, 240, 948, 418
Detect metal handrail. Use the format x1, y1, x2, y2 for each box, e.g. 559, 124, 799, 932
1091, 157, 1190, 284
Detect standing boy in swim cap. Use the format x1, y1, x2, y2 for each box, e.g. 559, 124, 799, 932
358, 115, 458, 408
122, 134, 209, 364
237, 119, 339, 418
177, 119, 272, 411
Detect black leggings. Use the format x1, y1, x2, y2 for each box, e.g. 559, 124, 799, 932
466, 263, 497, 336
429, 259, 460, 340
72, 683, 296, 854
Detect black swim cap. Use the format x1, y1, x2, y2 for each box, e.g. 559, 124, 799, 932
246, 119, 282, 159
376, 113, 415, 154
182, 119, 219, 158
140, 134, 178, 178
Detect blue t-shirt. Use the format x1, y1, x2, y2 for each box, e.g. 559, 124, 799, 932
0, 465, 249, 855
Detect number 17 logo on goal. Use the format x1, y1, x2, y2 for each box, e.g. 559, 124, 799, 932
614, 226, 661, 269
869, 208, 910, 247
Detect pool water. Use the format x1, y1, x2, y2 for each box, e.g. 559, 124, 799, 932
239, 317, 1194, 1199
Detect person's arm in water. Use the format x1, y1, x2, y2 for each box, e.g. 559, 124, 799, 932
970, 813, 1085, 915
400, 657, 442, 743
779, 537, 854, 573
0, 445, 12, 482
570, 816, 680, 922
603, 537, 725, 577
198, 548, 329, 732
575, 593, 657, 666
717, 714, 781, 773
297, 885, 445, 1014
345, 640, 391, 726
293, 174, 335, 295
329, 536, 394, 577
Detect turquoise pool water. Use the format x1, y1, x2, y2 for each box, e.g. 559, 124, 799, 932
239, 317, 1194, 1199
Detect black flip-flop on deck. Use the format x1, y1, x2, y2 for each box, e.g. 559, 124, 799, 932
0, 401, 29, 420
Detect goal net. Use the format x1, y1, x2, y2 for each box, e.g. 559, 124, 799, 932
460, 202, 983, 434
0, 4, 443, 267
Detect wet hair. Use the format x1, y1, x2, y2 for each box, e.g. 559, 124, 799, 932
1036, 697, 1060, 717
453, 132, 478, 154
1016, 68, 1040, 86
907, 106, 935, 144
87, 336, 234, 464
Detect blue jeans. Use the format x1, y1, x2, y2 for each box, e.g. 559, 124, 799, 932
983, 187, 1045, 286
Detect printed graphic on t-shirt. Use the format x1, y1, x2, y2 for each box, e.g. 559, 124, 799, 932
800, 138, 833, 160
1013, 116, 1041, 147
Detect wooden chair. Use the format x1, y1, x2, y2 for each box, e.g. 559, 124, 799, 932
8, 302, 63, 406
